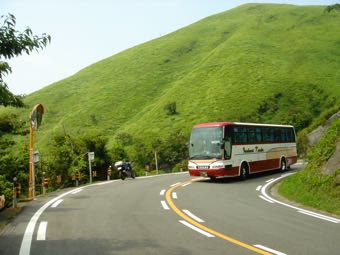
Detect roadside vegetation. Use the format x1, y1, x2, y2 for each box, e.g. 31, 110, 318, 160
0, 13, 50, 208
278, 118, 340, 215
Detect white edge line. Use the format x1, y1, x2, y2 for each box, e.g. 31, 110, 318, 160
254, 244, 286, 255
88, 180, 120, 187
95, 182, 111, 186
259, 195, 275, 203
51, 199, 63, 208
256, 185, 262, 191
179, 220, 214, 237
182, 182, 191, 187
172, 192, 178, 199
19, 187, 92, 255
261, 174, 340, 223
161, 200, 170, 210
297, 210, 340, 223
265, 178, 275, 183
160, 189, 166, 196
37, 221, 48, 241
182, 209, 205, 223
298, 210, 340, 223
71, 188, 83, 194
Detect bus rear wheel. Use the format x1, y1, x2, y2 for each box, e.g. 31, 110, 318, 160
280, 158, 286, 172
240, 163, 249, 180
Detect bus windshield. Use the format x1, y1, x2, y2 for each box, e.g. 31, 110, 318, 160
189, 127, 223, 159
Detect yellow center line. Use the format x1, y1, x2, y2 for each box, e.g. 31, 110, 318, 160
165, 181, 272, 255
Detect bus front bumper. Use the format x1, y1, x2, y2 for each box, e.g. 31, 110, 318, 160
189, 166, 239, 178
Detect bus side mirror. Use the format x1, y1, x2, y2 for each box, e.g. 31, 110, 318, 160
186, 142, 192, 147
186, 142, 194, 148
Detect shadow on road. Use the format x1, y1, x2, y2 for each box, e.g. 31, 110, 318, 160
195, 167, 299, 185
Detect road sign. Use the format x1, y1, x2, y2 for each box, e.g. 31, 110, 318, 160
88, 152, 95, 161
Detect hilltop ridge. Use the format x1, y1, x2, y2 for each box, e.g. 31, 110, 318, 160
3, 3, 340, 155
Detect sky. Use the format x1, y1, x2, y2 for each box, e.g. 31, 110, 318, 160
1, 0, 337, 95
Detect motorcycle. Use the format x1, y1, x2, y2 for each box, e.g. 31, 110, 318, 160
114, 161, 135, 180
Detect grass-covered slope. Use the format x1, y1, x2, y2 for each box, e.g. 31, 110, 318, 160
278, 118, 340, 215
9, 3, 340, 150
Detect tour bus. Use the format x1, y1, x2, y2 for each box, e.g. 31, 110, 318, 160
188, 122, 297, 180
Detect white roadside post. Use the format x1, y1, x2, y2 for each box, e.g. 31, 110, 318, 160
13, 177, 17, 208
42, 172, 46, 195
88, 152, 95, 184
32, 151, 39, 199
107, 165, 112, 181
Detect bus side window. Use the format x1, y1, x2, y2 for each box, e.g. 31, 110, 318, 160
274, 128, 281, 142
287, 128, 295, 142
247, 128, 256, 143
234, 127, 247, 144
262, 128, 274, 142
256, 128, 262, 142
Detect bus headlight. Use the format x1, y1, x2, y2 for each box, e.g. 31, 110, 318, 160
188, 161, 196, 169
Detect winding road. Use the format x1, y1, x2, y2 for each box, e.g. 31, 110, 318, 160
1, 163, 339, 255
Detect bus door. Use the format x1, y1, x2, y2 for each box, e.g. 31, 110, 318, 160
224, 126, 232, 160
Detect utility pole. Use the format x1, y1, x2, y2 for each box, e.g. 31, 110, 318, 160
154, 151, 159, 175
29, 104, 44, 200
29, 125, 33, 199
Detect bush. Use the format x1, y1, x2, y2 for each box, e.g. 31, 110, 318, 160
0, 175, 13, 208
172, 160, 188, 173
164, 102, 177, 115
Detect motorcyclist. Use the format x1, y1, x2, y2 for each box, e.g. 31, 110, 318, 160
114, 160, 135, 180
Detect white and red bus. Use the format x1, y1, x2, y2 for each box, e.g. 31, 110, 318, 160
188, 122, 297, 180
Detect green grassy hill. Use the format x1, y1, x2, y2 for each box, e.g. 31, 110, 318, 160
4, 3, 340, 153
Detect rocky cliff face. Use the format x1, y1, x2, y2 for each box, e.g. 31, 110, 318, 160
307, 111, 340, 147
307, 110, 340, 175
321, 141, 340, 175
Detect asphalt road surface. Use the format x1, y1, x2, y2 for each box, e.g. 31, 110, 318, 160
1, 163, 339, 255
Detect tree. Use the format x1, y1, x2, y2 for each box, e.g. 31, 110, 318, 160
325, 4, 340, 12
0, 13, 51, 107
